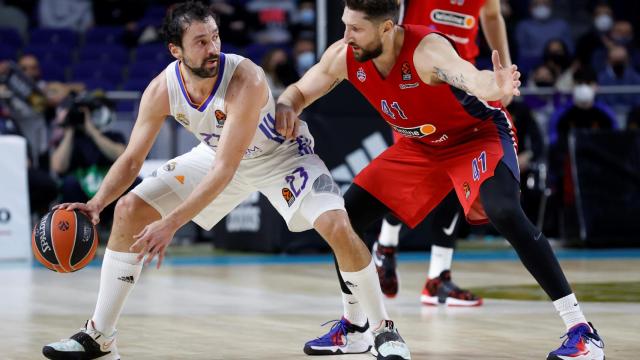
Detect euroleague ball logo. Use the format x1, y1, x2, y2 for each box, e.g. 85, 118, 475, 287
57, 220, 70, 231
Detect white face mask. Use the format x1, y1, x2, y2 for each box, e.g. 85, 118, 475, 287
594, 14, 613, 32
532, 5, 551, 20
573, 84, 595, 107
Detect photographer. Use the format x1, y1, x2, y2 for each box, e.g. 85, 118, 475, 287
50, 92, 134, 223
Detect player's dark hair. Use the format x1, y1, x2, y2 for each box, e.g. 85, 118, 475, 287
344, 0, 399, 23
160, 1, 216, 47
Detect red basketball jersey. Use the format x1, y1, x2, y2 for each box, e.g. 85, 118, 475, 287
346, 24, 515, 150
403, 0, 485, 62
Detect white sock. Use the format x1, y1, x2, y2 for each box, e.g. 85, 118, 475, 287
92, 249, 143, 335
553, 293, 588, 330
341, 292, 367, 327
428, 245, 454, 279
378, 219, 401, 247
339, 259, 389, 329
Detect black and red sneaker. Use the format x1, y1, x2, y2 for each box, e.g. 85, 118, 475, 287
372, 241, 399, 298
420, 270, 482, 306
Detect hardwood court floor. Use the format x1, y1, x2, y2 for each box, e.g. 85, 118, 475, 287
1, 254, 639, 359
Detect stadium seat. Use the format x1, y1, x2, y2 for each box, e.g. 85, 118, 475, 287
84, 26, 124, 45
22, 44, 73, 64
77, 44, 129, 64
29, 28, 77, 47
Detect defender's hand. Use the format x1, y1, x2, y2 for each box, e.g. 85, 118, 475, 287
53, 202, 101, 225
492, 50, 521, 98
130, 219, 177, 269
275, 102, 300, 140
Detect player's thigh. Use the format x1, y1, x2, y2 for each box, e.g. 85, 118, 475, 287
257, 153, 345, 232
132, 146, 254, 230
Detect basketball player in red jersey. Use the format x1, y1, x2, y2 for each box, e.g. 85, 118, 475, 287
373, 0, 514, 306
276, 1, 605, 359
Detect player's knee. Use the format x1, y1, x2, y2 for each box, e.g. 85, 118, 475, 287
483, 196, 521, 226
315, 210, 356, 245
114, 193, 146, 223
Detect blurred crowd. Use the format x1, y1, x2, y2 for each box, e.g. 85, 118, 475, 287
0, 0, 639, 237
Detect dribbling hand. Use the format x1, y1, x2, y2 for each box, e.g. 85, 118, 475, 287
492, 50, 521, 98
275, 102, 300, 140
53, 201, 101, 225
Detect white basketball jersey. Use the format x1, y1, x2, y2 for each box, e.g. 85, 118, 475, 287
165, 53, 282, 159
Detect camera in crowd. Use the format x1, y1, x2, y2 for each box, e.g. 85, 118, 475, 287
61, 91, 115, 129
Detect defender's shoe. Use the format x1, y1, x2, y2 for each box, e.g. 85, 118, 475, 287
420, 270, 482, 306
547, 322, 605, 360
303, 317, 373, 355
43, 320, 120, 360
373, 241, 399, 298
371, 320, 411, 360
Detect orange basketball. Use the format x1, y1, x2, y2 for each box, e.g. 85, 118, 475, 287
31, 209, 99, 273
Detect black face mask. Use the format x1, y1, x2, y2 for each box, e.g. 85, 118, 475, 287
612, 62, 626, 78
546, 53, 570, 69
536, 81, 554, 87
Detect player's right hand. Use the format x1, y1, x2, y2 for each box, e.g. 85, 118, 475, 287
275, 102, 300, 140
53, 202, 101, 225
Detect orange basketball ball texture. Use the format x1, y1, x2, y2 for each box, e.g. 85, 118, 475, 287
32, 209, 99, 273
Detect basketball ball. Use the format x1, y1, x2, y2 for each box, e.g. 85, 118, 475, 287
32, 209, 98, 273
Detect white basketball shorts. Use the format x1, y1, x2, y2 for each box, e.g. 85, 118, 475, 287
131, 133, 344, 232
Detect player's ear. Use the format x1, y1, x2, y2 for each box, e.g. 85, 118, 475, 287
380, 19, 394, 36
168, 43, 182, 60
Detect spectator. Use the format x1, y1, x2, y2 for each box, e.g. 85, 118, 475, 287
524, 64, 558, 113
38, 0, 94, 32
50, 92, 133, 223
597, 45, 640, 108
515, 0, 573, 70
0, 1, 29, 40
92, 0, 148, 47
542, 39, 575, 91
293, 33, 315, 77
211, 0, 256, 48
261, 48, 294, 97
591, 20, 640, 72
575, 2, 614, 69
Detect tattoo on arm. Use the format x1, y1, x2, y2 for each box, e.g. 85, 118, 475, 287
434, 66, 471, 93
325, 78, 340, 94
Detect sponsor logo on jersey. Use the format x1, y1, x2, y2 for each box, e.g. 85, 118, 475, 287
163, 161, 176, 172
399, 82, 420, 89
401, 62, 412, 81
214, 109, 226, 127
357, 67, 366, 82
430, 9, 475, 29
282, 188, 296, 207
175, 113, 189, 127
175, 175, 185, 184
390, 123, 436, 138
463, 182, 471, 199
431, 133, 449, 144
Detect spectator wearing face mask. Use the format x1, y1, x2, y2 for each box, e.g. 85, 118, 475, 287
515, 0, 573, 72
547, 67, 616, 224
597, 45, 640, 108
292, 33, 315, 77
542, 39, 576, 92
591, 20, 640, 73
575, 3, 614, 70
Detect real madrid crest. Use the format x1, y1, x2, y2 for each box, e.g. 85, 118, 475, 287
175, 113, 189, 126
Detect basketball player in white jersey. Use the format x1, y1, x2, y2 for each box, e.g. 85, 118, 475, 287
42, 3, 410, 360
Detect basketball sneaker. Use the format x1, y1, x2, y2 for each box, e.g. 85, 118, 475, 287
420, 270, 482, 306
371, 320, 411, 360
303, 317, 373, 355
547, 322, 605, 360
372, 241, 399, 298
43, 320, 120, 360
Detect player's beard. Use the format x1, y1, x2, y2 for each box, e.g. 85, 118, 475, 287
351, 40, 383, 62
183, 55, 219, 78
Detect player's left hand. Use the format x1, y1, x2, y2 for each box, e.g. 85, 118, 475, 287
275, 102, 300, 140
130, 219, 177, 269
492, 50, 521, 98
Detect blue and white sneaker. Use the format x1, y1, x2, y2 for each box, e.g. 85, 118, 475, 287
371, 320, 411, 360
547, 322, 605, 360
43, 320, 120, 360
303, 317, 373, 355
